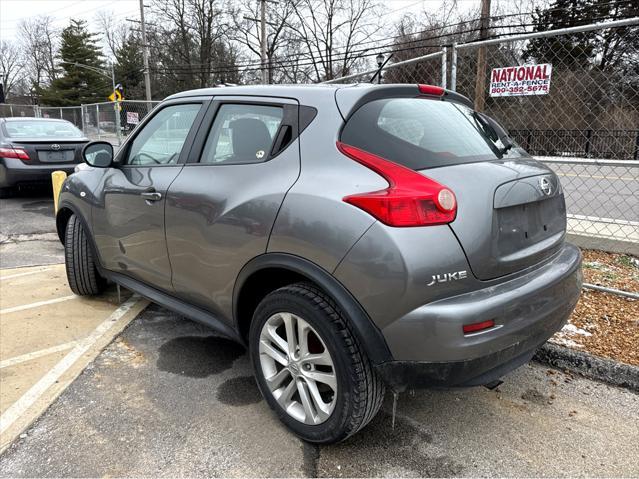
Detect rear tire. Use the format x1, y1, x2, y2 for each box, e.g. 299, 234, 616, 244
64, 214, 106, 296
249, 282, 385, 444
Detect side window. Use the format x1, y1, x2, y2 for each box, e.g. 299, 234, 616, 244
126, 104, 201, 166
200, 104, 284, 164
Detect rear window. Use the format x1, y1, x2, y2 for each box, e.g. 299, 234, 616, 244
341, 98, 521, 170
3, 120, 83, 139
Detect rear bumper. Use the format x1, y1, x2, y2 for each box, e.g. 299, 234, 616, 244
0, 158, 77, 188
376, 243, 582, 389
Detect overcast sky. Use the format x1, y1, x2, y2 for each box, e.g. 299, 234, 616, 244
1, 0, 483, 44
1, 0, 144, 42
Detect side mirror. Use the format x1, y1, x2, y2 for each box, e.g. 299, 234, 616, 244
83, 141, 114, 168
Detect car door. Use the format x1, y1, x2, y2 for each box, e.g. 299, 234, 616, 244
92, 99, 209, 291
165, 97, 301, 321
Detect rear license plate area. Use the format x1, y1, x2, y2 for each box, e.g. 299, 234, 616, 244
38, 150, 74, 162
497, 195, 565, 251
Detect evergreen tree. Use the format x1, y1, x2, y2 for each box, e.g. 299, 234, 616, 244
115, 34, 144, 100
523, 0, 639, 70
40, 19, 110, 106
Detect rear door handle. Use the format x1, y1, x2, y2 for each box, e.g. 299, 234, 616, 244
141, 191, 162, 201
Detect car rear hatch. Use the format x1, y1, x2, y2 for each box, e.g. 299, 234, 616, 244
10, 138, 89, 165
423, 160, 565, 280
337, 85, 567, 281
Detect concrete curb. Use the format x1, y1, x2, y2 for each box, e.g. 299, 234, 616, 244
533, 342, 639, 393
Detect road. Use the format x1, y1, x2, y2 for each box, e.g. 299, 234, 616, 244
545, 162, 639, 224
0, 191, 638, 477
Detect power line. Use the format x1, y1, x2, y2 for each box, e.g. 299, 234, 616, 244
148, 12, 635, 76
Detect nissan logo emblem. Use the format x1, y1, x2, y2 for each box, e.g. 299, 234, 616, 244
539, 177, 553, 196
51, 144, 61, 151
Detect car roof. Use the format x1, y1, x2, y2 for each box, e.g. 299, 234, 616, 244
1, 117, 71, 123
163, 83, 470, 114
165, 84, 344, 106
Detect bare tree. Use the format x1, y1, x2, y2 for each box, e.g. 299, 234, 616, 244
149, 0, 234, 90
18, 15, 58, 93
287, 0, 384, 82
96, 10, 130, 59
232, 0, 298, 83
0, 41, 24, 99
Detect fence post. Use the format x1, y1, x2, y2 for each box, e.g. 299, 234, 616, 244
9, 105, 14, 116
441, 47, 447, 89
585, 129, 593, 158
96, 104, 101, 140
59, 107, 63, 119
450, 43, 457, 91
114, 101, 122, 146
634, 130, 639, 161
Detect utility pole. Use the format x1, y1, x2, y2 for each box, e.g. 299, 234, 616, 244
474, 0, 491, 112
139, 0, 152, 103
260, 0, 268, 84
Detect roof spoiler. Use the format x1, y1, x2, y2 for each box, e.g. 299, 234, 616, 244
334, 84, 473, 120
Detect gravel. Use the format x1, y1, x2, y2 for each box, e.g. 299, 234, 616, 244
550, 250, 639, 366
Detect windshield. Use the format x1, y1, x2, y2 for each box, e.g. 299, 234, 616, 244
341, 98, 524, 170
3, 120, 84, 139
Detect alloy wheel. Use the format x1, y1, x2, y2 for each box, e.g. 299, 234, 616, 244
258, 312, 337, 425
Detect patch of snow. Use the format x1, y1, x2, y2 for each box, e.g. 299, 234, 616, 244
561, 323, 593, 337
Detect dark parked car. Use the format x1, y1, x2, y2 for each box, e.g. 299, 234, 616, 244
56, 84, 582, 443
0, 117, 89, 197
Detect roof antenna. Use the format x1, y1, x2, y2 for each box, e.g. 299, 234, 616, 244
369, 54, 393, 84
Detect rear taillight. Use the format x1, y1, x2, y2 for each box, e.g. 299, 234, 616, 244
337, 141, 456, 227
0, 147, 30, 160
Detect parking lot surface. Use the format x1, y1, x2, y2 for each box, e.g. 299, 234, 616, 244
1, 191, 638, 477
0, 304, 637, 477
0, 191, 63, 268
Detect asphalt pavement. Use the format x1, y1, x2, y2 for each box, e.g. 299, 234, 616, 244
0, 188, 63, 268
0, 188, 638, 477
0, 304, 637, 477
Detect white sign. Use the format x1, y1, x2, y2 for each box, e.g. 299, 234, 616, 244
126, 111, 140, 124
490, 64, 552, 97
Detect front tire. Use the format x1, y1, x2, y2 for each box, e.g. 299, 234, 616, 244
249, 283, 385, 443
64, 214, 106, 296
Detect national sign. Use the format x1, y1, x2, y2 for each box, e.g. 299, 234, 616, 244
490, 64, 552, 97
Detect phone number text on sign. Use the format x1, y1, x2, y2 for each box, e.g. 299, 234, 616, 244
490, 64, 552, 97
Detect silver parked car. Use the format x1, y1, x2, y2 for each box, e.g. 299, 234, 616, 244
56, 84, 582, 443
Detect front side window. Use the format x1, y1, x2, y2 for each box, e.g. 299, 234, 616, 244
341, 98, 522, 170
126, 104, 201, 166
200, 104, 284, 164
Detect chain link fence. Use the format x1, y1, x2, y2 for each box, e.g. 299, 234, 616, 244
0, 104, 39, 118
451, 18, 638, 247
326, 18, 638, 248
0, 100, 159, 145
324, 50, 447, 86
80, 100, 159, 144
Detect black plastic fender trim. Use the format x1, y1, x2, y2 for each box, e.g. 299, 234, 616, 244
233, 252, 393, 365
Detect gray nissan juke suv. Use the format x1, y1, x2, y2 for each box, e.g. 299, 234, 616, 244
56, 83, 582, 443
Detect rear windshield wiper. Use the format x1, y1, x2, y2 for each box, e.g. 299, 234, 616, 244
472, 112, 514, 156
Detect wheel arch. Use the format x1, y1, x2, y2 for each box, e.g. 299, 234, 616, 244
233, 253, 393, 364
55, 201, 103, 269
